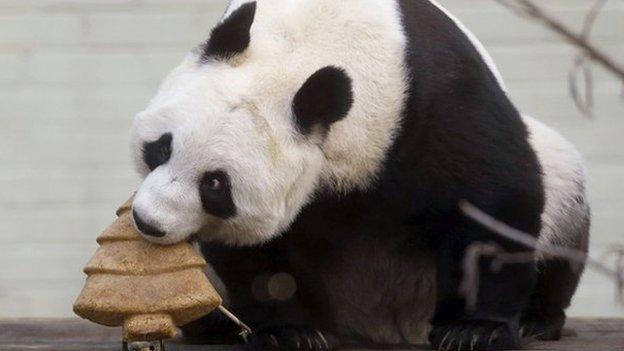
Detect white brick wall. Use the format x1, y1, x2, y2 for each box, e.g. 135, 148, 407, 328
0, 0, 622, 318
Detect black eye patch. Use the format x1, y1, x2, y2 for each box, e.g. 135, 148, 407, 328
143, 133, 173, 171
199, 170, 236, 219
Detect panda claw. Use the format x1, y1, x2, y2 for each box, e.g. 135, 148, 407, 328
520, 317, 564, 341
438, 330, 452, 351
487, 329, 500, 346
470, 333, 479, 351
457, 327, 471, 351
246, 325, 334, 351
430, 320, 520, 351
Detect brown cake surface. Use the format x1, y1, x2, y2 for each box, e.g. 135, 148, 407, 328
73, 198, 222, 341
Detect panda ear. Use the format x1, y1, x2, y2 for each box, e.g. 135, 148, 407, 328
293, 66, 354, 136
202, 2, 257, 61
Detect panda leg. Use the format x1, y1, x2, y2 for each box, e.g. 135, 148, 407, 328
182, 242, 314, 345
429, 220, 538, 351
430, 263, 533, 351
522, 202, 589, 341
520, 258, 584, 341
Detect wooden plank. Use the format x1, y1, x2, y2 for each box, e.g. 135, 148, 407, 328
1, 318, 623, 351
0, 318, 239, 351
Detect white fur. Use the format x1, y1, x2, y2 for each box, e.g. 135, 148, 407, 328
522, 115, 589, 258
131, 0, 407, 245
244, 0, 408, 193
427, 0, 507, 92
132, 51, 326, 246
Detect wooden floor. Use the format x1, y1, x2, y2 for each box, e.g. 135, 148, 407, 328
1, 318, 623, 350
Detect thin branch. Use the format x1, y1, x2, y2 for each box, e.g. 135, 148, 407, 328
569, 56, 594, 117
218, 305, 253, 341
581, 0, 608, 37
494, 0, 624, 81
459, 201, 624, 309
460, 242, 535, 310
568, 0, 607, 117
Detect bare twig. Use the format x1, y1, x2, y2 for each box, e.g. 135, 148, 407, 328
494, 0, 624, 116
460, 242, 535, 309
493, 0, 624, 81
580, 0, 608, 37
218, 305, 253, 341
568, 0, 608, 117
459, 200, 624, 309
599, 246, 624, 303
569, 55, 594, 117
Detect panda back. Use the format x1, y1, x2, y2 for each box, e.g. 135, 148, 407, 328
426, 0, 507, 92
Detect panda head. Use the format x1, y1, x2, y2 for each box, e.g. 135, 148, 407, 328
130, 1, 353, 246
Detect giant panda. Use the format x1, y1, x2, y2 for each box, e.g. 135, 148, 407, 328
129, 1, 590, 350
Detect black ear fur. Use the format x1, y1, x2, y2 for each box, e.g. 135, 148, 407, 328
202, 2, 257, 61
293, 66, 354, 136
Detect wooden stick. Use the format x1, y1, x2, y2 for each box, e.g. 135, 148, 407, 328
218, 305, 253, 341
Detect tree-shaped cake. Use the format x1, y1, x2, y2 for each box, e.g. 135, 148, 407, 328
73, 198, 222, 344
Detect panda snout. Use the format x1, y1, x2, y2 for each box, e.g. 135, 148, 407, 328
132, 209, 167, 238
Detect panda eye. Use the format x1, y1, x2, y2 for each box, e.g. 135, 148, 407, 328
200, 171, 228, 194
143, 133, 173, 171
206, 177, 222, 191
199, 170, 236, 218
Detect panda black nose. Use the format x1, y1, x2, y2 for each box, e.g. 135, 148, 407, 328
132, 209, 166, 238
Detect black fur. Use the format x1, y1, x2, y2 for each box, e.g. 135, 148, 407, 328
521, 258, 585, 341
143, 133, 172, 171
393, 2, 544, 349
521, 200, 589, 341
201, 2, 257, 61
293, 66, 354, 136
512, 225, 589, 345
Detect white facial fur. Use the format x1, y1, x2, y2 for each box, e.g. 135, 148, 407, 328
132, 52, 325, 245
131, 0, 408, 246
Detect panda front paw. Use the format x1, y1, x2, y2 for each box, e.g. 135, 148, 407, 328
246, 325, 334, 351
429, 320, 520, 351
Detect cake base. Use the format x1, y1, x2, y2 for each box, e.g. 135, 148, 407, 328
123, 314, 178, 342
